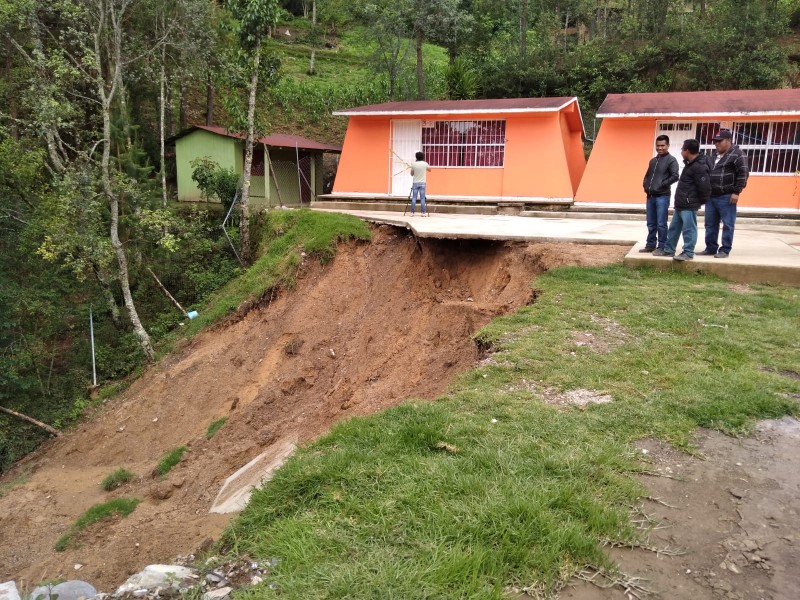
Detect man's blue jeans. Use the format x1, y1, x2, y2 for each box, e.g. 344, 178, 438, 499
645, 195, 670, 249
664, 209, 698, 257
410, 182, 427, 214
704, 194, 737, 254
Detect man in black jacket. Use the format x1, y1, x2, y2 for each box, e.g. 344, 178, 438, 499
697, 129, 749, 259
653, 139, 711, 261
640, 135, 680, 252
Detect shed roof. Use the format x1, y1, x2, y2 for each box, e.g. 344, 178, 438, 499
171, 125, 342, 152
597, 89, 800, 118
333, 97, 578, 116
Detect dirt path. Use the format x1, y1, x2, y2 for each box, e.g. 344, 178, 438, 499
557, 417, 800, 600
0, 226, 628, 592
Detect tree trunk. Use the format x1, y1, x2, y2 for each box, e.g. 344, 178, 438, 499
92, 261, 122, 328
94, 0, 155, 361
178, 76, 188, 131
519, 0, 528, 59
0, 405, 61, 437
5, 42, 18, 140
240, 35, 262, 264
206, 72, 214, 126
415, 33, 424, 99
159, 49, 167, 207
166, 76, 174, 135
309, 0, 317, 75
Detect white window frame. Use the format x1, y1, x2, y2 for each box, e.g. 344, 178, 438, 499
421, 119, 506, 168
695, 120, 800, 176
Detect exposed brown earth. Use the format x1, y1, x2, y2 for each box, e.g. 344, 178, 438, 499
3, 225, 797, 600
0, 226, 628, 592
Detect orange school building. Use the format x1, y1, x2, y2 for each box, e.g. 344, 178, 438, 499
576, 89, 800, 212
331, 98, 586, 204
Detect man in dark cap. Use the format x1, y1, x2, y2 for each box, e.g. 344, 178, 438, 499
698, 129, 749, 259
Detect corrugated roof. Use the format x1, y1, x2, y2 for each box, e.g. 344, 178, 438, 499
597, 89, 800, 118
171, 125, 342, 152
333, 97, 578, 116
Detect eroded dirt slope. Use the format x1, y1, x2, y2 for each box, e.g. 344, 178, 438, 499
0, 225, 629, 592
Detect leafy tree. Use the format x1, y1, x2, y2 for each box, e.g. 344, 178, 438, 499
226, 0, 282, 264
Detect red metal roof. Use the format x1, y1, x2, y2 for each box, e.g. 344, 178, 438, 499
333, 97, 578, 116
173, 125, 342, 152
597, 89, 800, 118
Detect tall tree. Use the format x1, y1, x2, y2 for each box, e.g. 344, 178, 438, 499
227, 0, 281, 263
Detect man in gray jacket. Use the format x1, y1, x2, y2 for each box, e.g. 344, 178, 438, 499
698, 129, 749, 258
640, 135, 680, 252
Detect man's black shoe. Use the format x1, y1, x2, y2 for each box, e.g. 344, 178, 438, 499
638, 247, 656, 253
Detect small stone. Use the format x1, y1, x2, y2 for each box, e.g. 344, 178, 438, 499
203, 587, 232, 600
251, 576, 263, 585
152, 417, 158, 422
74, 564, 83, 570
729, 488, 747, 499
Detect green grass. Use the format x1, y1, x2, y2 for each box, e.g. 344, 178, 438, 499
100, 468, 135, 491
155, 446, 187, 478
221, 266, 799, 598
206, 417, 228, 439
174, 210, 371, 341
0, 469, 31, 499
54, 497, 140, 551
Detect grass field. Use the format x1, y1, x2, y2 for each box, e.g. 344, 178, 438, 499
221, 265, 799, 598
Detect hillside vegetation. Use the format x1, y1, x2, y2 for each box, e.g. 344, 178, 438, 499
1, 0, 800, 469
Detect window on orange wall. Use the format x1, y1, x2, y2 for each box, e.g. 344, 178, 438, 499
422, 120, 506, 167
697, 121, 800, 174
733, 121, 800, 175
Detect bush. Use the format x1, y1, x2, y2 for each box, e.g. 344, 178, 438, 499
100, 468, 135, 491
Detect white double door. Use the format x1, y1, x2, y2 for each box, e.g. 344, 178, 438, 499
655, 122, 695, 201
390, 120, 422, 196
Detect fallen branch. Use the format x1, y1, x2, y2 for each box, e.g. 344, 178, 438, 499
0, 405, 61, 436
147, 267, 188, 317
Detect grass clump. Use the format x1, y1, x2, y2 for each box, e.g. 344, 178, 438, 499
221, 266, 799, 598
155, 446, 187, 478
55, 497, 140, 551
100, 468, 135, 491
206, 417, 228, 439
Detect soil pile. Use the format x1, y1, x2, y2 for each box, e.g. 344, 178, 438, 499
0, 225, 629, 591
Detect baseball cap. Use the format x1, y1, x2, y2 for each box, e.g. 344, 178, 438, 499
712, 129, 733, 141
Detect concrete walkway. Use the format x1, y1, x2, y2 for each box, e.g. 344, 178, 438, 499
312, 208, 800, 287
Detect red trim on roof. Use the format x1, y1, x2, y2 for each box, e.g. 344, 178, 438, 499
172, 125, 342, 152
333, 97, 577, 116
597, 89, 800, 117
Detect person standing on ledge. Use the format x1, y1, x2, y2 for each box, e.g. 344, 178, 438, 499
640, 134, 680, 252
410, 151, 431, 216
698, 129, 749, 259
654, 138, 711, 261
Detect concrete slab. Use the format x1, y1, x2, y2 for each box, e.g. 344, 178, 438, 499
210, 439, 296, 514
312, 208, 800, 287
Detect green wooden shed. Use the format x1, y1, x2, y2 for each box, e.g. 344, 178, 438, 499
172, 126, 342, 206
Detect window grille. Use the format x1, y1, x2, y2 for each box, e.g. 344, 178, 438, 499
695, 121, 800, 174
422, 120, 506, 167
734, 121, 800, 175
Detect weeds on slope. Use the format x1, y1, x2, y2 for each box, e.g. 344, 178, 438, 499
163, 209, 371, 346
221, 266, 800, 599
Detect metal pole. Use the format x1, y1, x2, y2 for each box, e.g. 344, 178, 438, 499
295, 143, 302, 207
89, 307, 97, 386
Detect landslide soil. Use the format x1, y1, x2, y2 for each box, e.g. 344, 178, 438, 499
0, 226, 629, 592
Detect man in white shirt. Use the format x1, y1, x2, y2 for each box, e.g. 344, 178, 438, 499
409, 151, 431, 216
